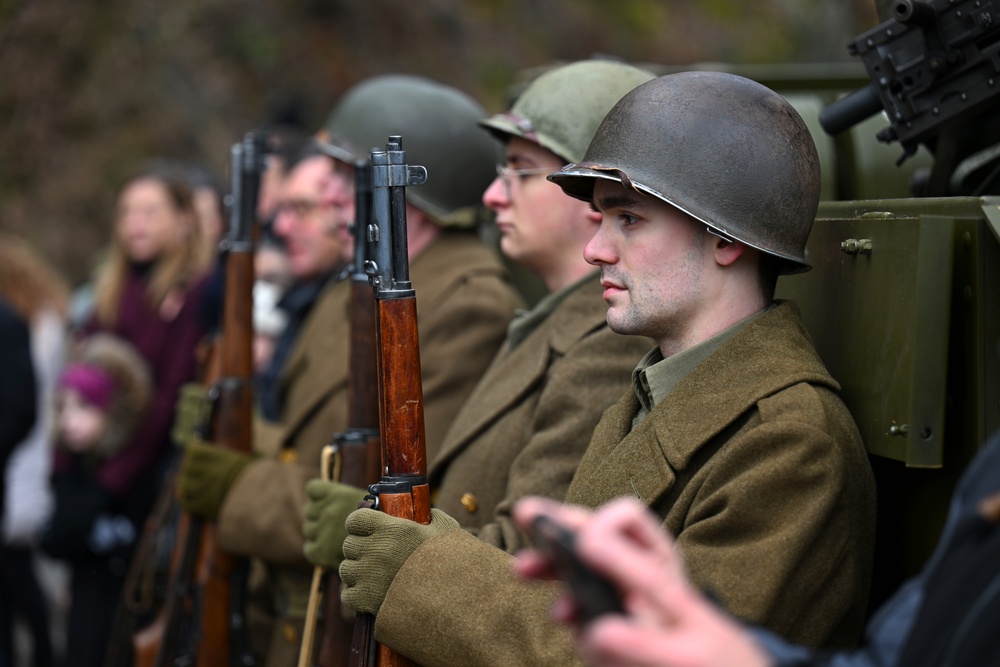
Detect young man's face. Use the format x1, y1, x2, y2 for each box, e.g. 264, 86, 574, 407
585, 179, 710, 346
482, 137, 594, 280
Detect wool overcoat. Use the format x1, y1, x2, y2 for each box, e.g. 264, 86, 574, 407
431, 272, 651, 553
371, 302, 877, 666
216, 232, 522, 665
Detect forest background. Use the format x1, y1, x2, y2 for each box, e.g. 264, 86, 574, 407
1, 0, 881, 284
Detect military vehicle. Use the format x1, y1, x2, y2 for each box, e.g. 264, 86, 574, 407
776, 0, 1000, 611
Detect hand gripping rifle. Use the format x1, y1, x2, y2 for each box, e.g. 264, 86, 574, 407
298, 159, 383, 667
818, 0, 1000, 193
149, 132, 265, 667
351, 136, 429, 667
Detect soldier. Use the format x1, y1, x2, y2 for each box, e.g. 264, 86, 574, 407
176, 75, 522, 666
256, 142, 354, 422
301, 60, 656, 572
335, 72, 877, 665
513, 425, 1000, 667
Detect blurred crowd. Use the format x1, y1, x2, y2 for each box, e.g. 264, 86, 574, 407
0, 129, 303, 667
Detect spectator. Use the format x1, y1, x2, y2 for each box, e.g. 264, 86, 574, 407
0, 298, 37, 667
42, 335, 152, 667
0, 233, 70, 667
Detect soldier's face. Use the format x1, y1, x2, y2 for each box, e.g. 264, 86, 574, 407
483, 138, 594, 281
585, 180, 711, 348
272, 156, 351, 280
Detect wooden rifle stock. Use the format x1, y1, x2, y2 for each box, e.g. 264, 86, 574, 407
352, 136, 430, 667
150, 132, 266, 667
300, 161, 383, 667
129, 339, 221, 667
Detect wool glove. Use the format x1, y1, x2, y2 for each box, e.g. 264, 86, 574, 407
171, 382, 209, 448
177, 439, 254, 519
340, 508, 461, 616
302, 479, 369, 571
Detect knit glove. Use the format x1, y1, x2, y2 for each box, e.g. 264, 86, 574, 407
302, 479, 369, 571
171, 382, 209, 448
340, 508, 460, 616
177, 439, 254, 519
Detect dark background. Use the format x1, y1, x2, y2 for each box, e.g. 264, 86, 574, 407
0, 0, 878, 285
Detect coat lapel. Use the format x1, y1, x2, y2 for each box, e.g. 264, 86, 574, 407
566, 303, 838, 510
277, 279, 350, 447
430, 275, 607, 473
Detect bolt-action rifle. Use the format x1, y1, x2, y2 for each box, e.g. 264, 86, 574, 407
819, 0, 1000, 194
350, 136, 429, 667
142, 132, 266, 667
298, 159, 383, 667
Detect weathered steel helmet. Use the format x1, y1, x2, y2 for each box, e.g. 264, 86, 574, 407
479, 60, 655, 164
316, 74, 497, 228
550, 71, 821, 273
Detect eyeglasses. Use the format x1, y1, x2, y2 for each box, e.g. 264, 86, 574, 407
496, 164, 553, 198
274, 199, 329, 219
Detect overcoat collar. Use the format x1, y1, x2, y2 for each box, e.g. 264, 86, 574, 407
430, 274, 606, 473
566, 301, 838, 508
276, 277, 350, 445
278, 233, 508, 450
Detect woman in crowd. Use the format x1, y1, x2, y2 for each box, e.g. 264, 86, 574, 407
77, 161, 213, 496
57, 162, 212, 667
0, 233, 69, 667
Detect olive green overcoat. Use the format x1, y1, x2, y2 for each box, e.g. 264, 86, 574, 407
431, 272, 651, 553
215, 232, 523, 665
371, 302, 877, 665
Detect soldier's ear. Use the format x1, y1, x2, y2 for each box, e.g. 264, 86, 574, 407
712, 237, 747, 268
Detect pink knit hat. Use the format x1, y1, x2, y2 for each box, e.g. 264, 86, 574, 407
59, 363, 117, 410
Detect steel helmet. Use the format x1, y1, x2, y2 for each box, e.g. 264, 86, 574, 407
316, 75, 498, 228
479, 60, 655, 164
550, 71, 821, 273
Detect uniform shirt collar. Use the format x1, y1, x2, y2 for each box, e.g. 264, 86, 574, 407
506, 271, 598, 350
631, 304, 773, 427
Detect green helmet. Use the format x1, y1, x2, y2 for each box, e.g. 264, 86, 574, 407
550, 71, 821, 273
479, 60, 655, 164
317, 75, 498, 227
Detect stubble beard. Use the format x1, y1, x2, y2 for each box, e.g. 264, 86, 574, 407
602, 269, 649, 338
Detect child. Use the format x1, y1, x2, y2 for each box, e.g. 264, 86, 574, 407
41, 334, 153, 667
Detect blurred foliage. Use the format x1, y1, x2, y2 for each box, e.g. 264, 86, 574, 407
0, 0, 877, 284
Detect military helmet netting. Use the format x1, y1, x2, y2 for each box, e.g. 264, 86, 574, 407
550, 71, 821, 273
479, 60, 655, 164
318, 75, 498, 227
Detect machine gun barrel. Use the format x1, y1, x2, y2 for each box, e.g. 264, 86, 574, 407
819, 0, 1000, 167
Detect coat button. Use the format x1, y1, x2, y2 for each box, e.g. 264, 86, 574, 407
460, 493, 478, 513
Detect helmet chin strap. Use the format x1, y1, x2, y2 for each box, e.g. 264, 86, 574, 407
705, 226, 736, 244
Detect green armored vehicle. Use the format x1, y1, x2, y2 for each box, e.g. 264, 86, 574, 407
772, 0, 1000, 610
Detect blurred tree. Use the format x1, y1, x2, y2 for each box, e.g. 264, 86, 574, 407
0, 0, 877, 283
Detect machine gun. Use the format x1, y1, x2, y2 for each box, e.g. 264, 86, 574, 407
144, 132, 266, 667
819, 0, 1000, 194
350, 136, 429, 667
298, 159, 383, 667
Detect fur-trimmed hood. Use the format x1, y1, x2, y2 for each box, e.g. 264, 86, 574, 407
62, 333, 152, 460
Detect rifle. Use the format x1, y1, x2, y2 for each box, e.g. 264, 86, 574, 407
146, 132, 266, 667
298, 159, 383, 667
352, 136, 429, 667
818, 0, 1000, 193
